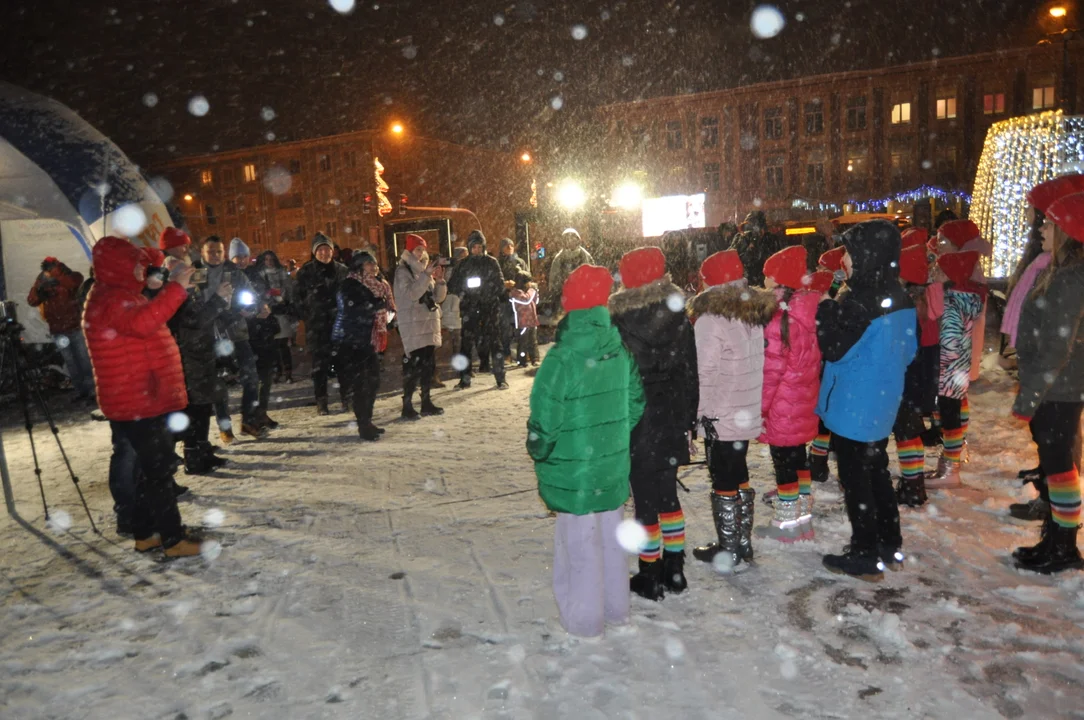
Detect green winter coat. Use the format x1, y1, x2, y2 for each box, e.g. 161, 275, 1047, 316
527, 306, 646, 515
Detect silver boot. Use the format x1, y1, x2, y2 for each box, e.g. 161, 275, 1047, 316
759, 497, 803, 543
693, 493, 742, 567
924, 452, 962, 488
797, 492, 815, 541
738, 487, 756, 561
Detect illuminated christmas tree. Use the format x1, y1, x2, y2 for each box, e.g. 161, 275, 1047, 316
971, 110, 1084, 277
374, 156, 393, 217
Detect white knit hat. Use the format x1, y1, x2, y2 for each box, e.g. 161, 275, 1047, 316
229, 237, 251, 261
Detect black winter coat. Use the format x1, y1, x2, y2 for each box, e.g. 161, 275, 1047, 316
448, 253, 505, 323
168, 290, 231, 405
608, 277, 700, 471
730, 230, 784, 288
332, 278, 386, 350
295, 257, 349, 348
499, 253, 528, 283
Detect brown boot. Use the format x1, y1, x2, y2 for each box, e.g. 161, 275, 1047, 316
241, 423, 268, 439
164, 538, 204, 558
134, 534, 162, 553
220, 429, 235, 446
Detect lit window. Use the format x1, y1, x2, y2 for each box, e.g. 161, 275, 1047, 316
1033, 86, 1056, 110
936, 97, 957, 120
983, 93, 1006, 115
200, 169, 213, 185
891, 102, 911, 124
243, 164, 257, 182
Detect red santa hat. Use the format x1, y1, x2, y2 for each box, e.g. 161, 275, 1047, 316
159, 227, 191, 251
699, 250, 744, 287
938, 251, 987, 299
937, 220, 981, 250
1043, 190, 1084, 243
898, 244, 929, 285
807, 270, 834, 295
141, 247, 166, 268
404, 234, 427, 253
818, 246, 846, 272
900, 227, 929, 250
763, 245, 809, 290
618, 247, 666, 289
561, 264, 614, 312
1026, 174, 1084, 214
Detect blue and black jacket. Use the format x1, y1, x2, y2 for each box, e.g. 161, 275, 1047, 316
815, 220, 918, 442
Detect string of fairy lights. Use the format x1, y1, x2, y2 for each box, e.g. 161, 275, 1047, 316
972, 110, 1084, 278
790, 185, 972, 215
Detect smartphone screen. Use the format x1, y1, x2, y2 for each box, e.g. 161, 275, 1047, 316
191, 268, 208, 284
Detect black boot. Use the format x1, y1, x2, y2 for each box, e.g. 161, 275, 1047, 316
920, 426, 943, 448
316, 397, 330, 416
822, 546, 885, 582
809, 453, 829, 483
420, 388, 444, 416
401, 396, 420, 421
1013, 512, 1055, 562
661, 551, 687, 594
198, 442, 227, 468
1009, 497, 1050, 521
359, 423, 381, 441
878, 543, 905, 572
895, 476, 928, 507
1018, 465, 1043, 482
183, 448, 213, 476
629, 559, 665, 601
1014, 523, 1084, 574
172, 480, 190, 498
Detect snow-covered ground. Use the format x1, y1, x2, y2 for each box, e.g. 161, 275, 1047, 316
1, 353, 1083, 720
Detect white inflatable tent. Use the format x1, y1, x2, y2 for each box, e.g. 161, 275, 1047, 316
0, 82, 173, 343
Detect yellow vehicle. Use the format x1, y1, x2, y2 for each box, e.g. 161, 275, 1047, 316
783, 213, 911, 237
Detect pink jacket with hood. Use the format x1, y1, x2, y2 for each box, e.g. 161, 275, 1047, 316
759, 287, 822, 446
688, 280, 777, 441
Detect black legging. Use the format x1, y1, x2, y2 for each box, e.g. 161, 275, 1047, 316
1030, 402, 1084, 496
630, 464, 681, 528
707, 439, 749, 493
835, 434, 902, 553
403, 345, 436, 401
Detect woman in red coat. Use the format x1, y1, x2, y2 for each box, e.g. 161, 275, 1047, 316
83, 236, 203, 558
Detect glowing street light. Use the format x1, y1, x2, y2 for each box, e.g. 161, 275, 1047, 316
611, 182, 643, 210
557, 180, 586, 210
390, 122, 404, 135
520, 152, 532, 163
183, 193, 194, 202
1050, 5, 1068, 18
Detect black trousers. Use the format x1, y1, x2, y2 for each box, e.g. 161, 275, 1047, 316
403, 345, 436, 401
109, 415, 185, 546
834, 434, 902, 553
183, 403, 213, 451
254, 347, 277, 417
707, 439, 749, 493
339, 346, 381, 425
1030, 402, 1084, 489
108, 430, 138, 525
630, 463, 681, 528
312, 342, 344, 404
275, 337, 293, 379
892, 404, 927, 442
461, 316, 506, 383
769, 444, 808, 489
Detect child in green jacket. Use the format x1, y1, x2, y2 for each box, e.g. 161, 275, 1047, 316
527, 264, 646, 637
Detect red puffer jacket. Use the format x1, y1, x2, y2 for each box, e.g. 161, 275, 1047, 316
759, 288, 822, 446
83, 236, 188, 421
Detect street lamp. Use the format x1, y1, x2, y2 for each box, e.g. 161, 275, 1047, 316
520, 152, 532, 163
183, 193, 194, 202
1051, 5, 1068, 18
391, 122, 404, 135
557, 180, 586, 210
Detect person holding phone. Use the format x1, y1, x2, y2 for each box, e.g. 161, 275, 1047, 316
393, 234, 447, 419
296, 233, 349, 415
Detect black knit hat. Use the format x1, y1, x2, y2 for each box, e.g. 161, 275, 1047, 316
350, 250, 377, 271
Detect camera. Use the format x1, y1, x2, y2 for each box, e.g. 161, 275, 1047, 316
419, 290, 437, 312
437, 256, 452, 267
0, 300, 18, 325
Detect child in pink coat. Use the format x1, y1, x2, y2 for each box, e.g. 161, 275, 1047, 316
760, 246, 823, 541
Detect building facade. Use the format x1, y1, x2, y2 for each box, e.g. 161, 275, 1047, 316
155, 130, 528, 268
595, 45, 1078, 225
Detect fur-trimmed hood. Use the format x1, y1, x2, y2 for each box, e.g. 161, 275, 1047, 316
608, 274, 683, 316
688, 283, 777, 326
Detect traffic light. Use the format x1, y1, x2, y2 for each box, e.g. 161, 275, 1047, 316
362, 192, 373, 214
398, 194, 408, 216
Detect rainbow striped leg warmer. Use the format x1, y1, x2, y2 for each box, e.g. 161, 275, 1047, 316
1048, 468, 1082, 528
777, 480, 800, 503
810, 432, 831, 458
639, 523, 662, 563
897, 437, 925, 481
660, 510, 686, 554
943, 427, 965, 463
797, 469, 812, 497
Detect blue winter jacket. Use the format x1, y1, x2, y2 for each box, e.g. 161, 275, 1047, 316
815, 220, 918, 442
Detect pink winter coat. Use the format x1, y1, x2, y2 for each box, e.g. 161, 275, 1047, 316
759, 288, 822, 446
688, 282, 777, 441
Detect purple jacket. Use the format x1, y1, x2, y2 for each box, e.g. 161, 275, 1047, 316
688, 282, 777, 441
760, 288, 822, 446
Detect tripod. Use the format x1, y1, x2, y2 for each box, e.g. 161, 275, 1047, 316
0, 322, 98, 533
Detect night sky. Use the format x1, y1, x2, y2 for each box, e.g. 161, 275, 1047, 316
0, 0, 1058, 170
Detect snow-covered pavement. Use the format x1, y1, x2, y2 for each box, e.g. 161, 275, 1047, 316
1, 357, 1083, 720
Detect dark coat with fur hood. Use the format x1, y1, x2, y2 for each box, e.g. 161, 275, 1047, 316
609, 275, 699, 471
687, 281, 778, 441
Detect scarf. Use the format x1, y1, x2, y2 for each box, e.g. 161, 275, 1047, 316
1001, 252, 1052, 348
349, 270, 396, 352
